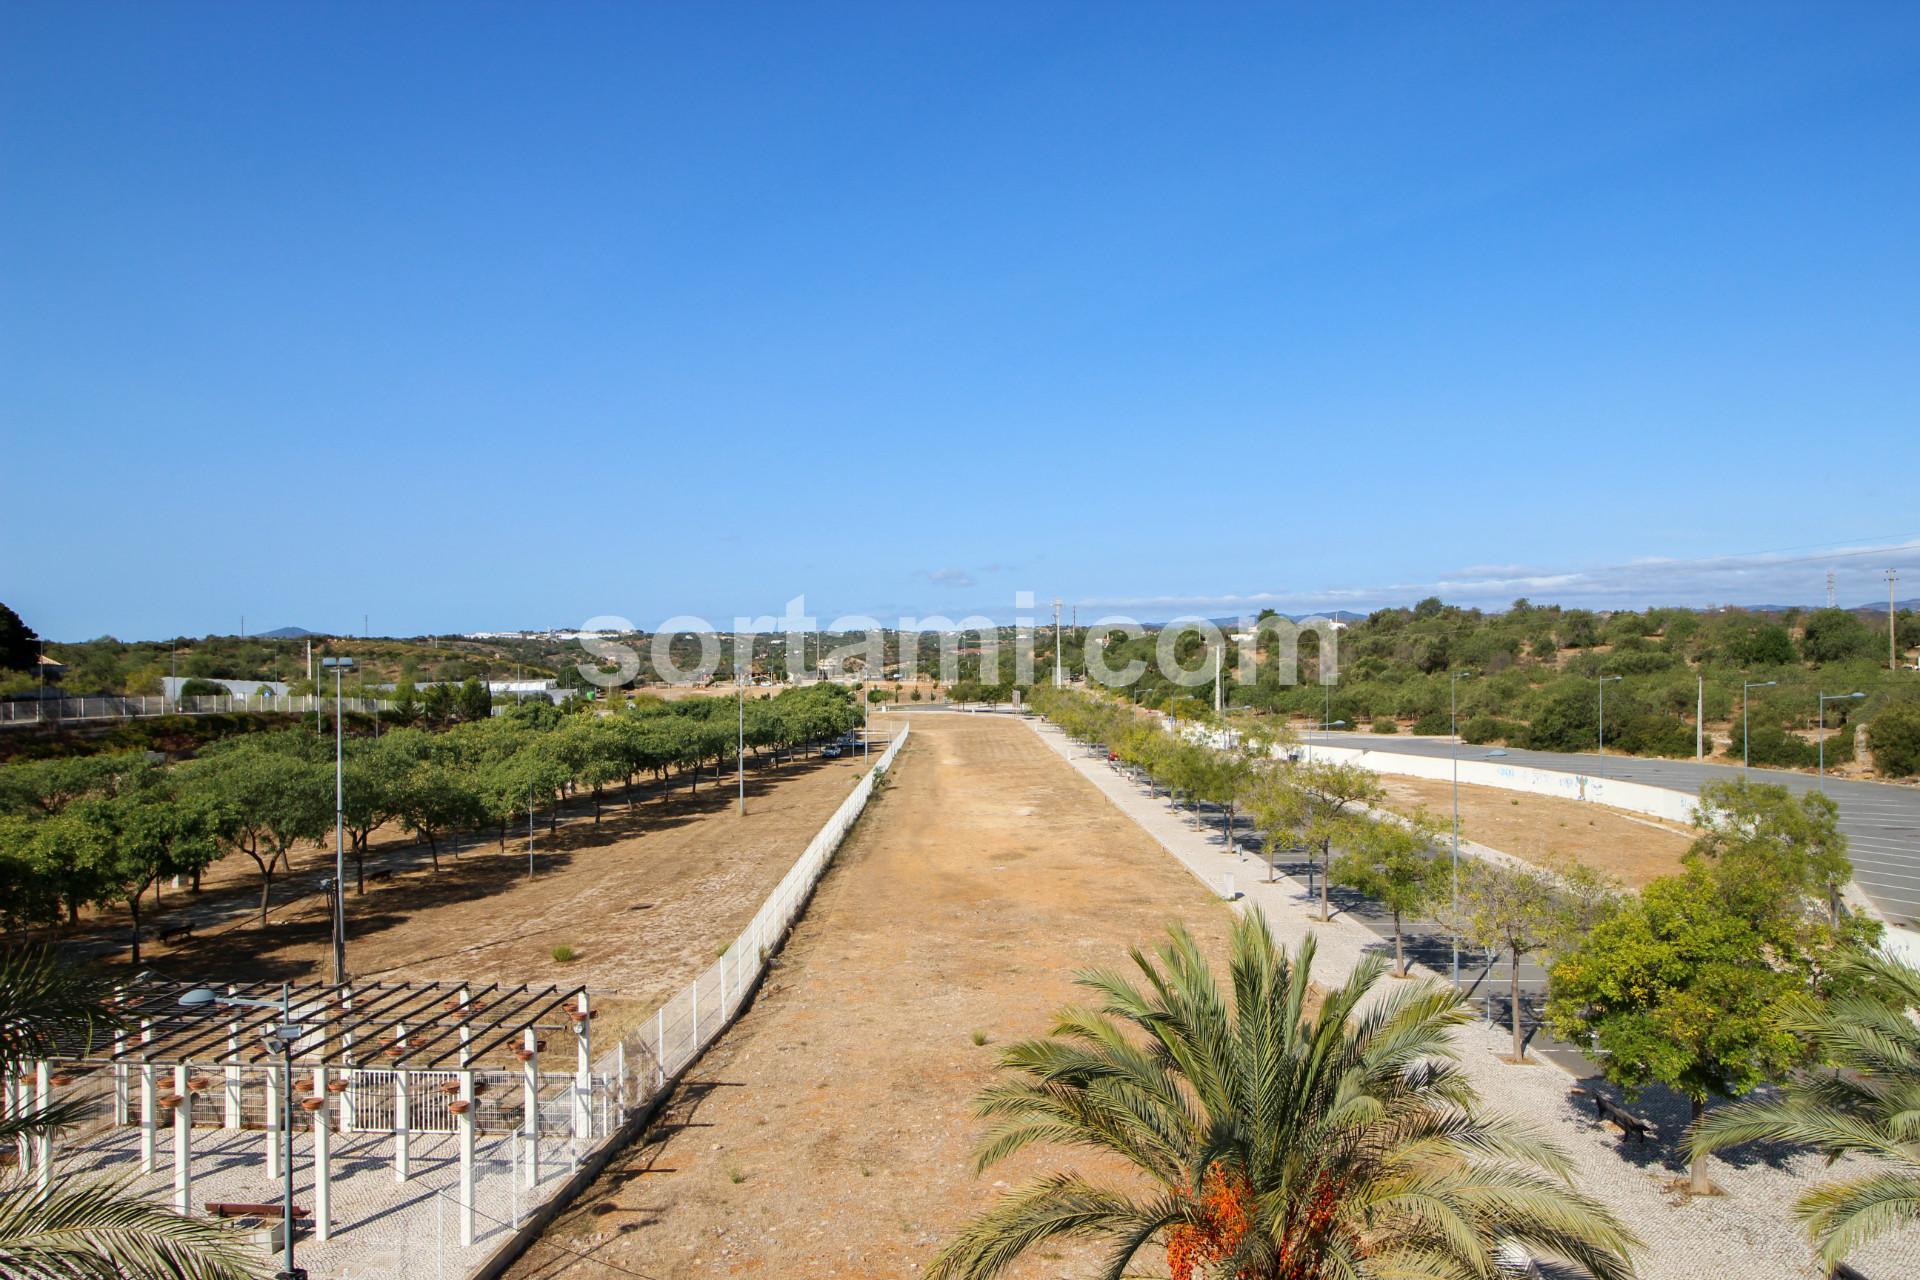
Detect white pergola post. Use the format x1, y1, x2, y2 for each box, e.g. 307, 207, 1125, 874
223, 997, 242, 1129
138, 1060, 157, 1174
456, 1069, 476, 1248
457, 985, 472, 1068
111, 1027, 128, 1124
171, 1064, 192, 1214
2, 1072, 18, 1174
392, 1021, 409, 1182
339, 987, 356, 1131
572, 992, 591, 1157
138, 1018, 155, 1172
521, 1028, 540, 1188
263, 1061, 281, 1181
35, 1061, 52, 1194
654, 1007, 665, 1086
311, 1066, 331, 1243
614, 1041, 627, 1113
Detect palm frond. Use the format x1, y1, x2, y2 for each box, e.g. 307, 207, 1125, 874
0, 1179, 265, 1280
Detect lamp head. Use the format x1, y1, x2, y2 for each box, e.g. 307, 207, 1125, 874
177, 988, 217, 1009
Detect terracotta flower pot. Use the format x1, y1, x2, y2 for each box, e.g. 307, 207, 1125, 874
447, 1100, 471, 1114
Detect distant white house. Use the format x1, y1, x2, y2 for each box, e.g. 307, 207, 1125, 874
162, 677, 290, 700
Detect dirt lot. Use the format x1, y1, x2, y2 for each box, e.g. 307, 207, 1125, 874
73, 751, 880, 1051
510, 711, 1233, 1280
1372, 775, 1697, 887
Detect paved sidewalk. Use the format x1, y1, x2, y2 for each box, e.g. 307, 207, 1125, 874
1025, 716, 1920, 1280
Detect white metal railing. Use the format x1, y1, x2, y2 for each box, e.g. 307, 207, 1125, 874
0, 694, 394, 726
596, 724, 910, 1094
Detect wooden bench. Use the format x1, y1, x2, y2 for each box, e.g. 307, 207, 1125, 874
1591, 1093, 1654, 1144
157, 922, 193, 945
205, 1201, 310, 1221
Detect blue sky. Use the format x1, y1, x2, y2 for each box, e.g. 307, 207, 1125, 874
5, 3, 1919, 639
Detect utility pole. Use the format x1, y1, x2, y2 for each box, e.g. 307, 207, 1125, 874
1212, 643, 1224, 715
737, 639, 746, 816
1826, 570, 1836, 608
1892, 569, 1901, 672
321, 656, 353, 985
1053, 599, 1063, 688
1696, 675, 1704, 759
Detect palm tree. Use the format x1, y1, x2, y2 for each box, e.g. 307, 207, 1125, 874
928, 911, 1638, 1280
0, 948, 264, 1279
1689, 948, 1920, 1272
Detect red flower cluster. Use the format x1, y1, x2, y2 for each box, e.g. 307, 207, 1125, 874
1166, 1168, 1349, 1280
1166, 1167, 1255, 1280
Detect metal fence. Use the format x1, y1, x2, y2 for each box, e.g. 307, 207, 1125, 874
0, 694, 394, 726
334, 720, 911, 1280
598, 722, 910, 1093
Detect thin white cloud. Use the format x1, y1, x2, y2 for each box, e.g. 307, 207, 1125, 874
922, 567, 978, 589
1077, 537, 1920, 615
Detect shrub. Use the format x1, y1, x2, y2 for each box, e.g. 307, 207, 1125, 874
551, 944, 578, 963
1370, 717, 1398, 734
1411, 709, 1449, 736
1460, 714, 1513, 745
1736, 723, 1815, 768
1869, 703, 1920, 777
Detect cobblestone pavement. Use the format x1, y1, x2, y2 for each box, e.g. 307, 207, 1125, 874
1027, 717, 1920, 1280
58, 1112, 582, 1280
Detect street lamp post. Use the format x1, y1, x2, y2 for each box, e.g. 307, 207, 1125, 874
1303, 718, 1345, 765
1597, 675, 1622, 771
320, 658, 353, 985
1818, 691, 1866, 792
180, 985, 305, 1280
1742, 679, 1778, 775
1449, 671, 1475, 987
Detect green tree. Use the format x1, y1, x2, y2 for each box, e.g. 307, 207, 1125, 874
391, 759, 478, 868
1242, 766, 1305, 885
1798, 608, 1875, 663
0, 603, 38, 673
1868, 702, 1920, 778
1444, 857, 1617, 1062
1547, 869, 1801, 1194
1687, 779, 1863, 958
81, 771, 222, 965
187, 745, 330, 925
455, 677, 493, 723
1331, 811, 1447, 977
926, 917, 1637, 1280
1688, 949, 1920, 1271
1292, 760, 1383, 922
0, 949, 263, 1279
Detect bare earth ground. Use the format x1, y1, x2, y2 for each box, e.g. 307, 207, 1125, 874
67, 751, 876, 1049
1373, 775, 1697, 887
510, 711, 1233, 1280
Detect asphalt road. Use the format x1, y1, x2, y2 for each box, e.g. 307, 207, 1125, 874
1305, 732, 1920, 929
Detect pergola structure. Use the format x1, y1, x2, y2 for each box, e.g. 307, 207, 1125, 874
11, 977, 609, 1248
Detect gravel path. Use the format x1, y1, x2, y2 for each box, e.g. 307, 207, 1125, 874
1026, 716, 1920, 1280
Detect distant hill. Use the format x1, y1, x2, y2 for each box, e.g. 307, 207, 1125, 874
254, 626, 317, 639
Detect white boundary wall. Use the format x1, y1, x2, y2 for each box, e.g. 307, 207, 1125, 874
1299, 743, 1701, 825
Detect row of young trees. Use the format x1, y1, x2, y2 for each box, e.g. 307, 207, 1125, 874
0, 685, 861, 960
1029, 684, 1887, 1210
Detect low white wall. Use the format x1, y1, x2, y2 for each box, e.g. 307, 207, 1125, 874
1302, 744, 1701, 826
